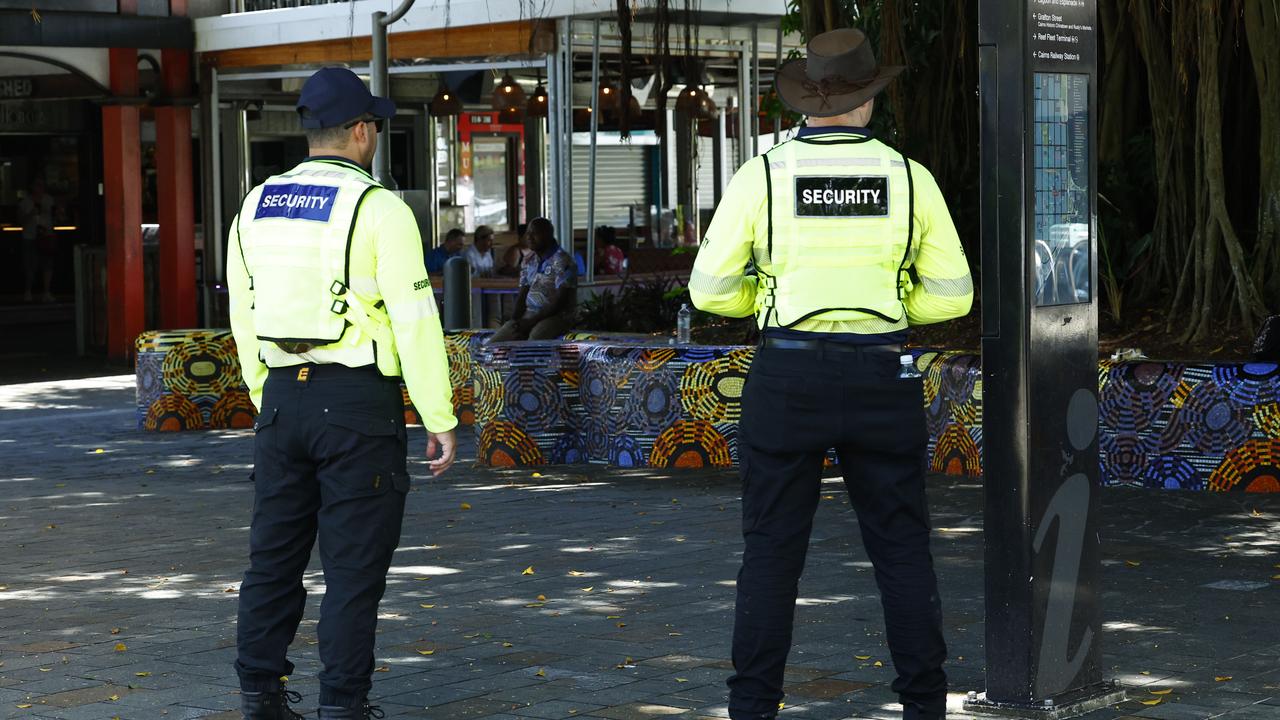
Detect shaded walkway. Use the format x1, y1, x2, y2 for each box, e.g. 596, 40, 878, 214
0, 377, 1276, 719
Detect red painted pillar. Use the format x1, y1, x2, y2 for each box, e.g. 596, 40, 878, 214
156, 48, 196, 329
103, 47, 144, 361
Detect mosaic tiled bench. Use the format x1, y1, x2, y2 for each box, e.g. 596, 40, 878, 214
135, 329, 495, 432
473, 342, 1280, 493
135, 329, 1280, 492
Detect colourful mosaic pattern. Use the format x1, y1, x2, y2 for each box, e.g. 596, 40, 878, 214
472, 345, 1278, 493
475, 341, 749, 469
137, 329, 495, 432
135, 330, 253, 432
1099, 361, 1280, 492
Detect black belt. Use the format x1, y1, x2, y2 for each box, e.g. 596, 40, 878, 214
267, 363, 388, 383
760, 337, 903, 355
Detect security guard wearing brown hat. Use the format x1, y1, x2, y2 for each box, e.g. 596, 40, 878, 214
228, 67, 458, 720
691, 29, 973, 720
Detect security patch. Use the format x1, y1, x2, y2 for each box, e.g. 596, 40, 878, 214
254, 183, 339, 222
413, 278, 431, 291
794, 176, 889, 218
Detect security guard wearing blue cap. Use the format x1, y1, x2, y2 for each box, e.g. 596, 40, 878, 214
228, 67, 458, 720
691, 30, 973, 720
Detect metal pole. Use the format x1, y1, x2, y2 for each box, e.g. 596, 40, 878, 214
773, 22, 783, 147
425, 109, 439, 242
751, 24, 760, 158
546, 51, 562, 236
236, 104, 251, 202
206, 66, 223, 293
713, 109, 726, 206
560, 18, 574, 253
736, 46, 750, 168
586, 18, 601, 286
372, 0, 416, 189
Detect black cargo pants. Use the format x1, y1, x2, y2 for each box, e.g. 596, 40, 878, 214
727, 344, 948, 720
235, 364, 410, 710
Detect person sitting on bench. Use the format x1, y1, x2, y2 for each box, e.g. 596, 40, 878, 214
490, 217, 577, 342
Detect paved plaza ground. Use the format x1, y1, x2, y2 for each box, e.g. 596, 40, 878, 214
0, 376, 1278, 720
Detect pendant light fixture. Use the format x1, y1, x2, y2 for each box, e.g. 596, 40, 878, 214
596, 77, 619, 112
491, 73, 526, 112
527, 74, 548, 118
429, 79, 462, 117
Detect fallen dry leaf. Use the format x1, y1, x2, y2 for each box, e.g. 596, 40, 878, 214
114, 643, 127, 652
1125, 560, 1141, 567
1216, 676, 1232, 682
536, 594, 547, 602
873, 661, 884, 667
135, 672, 151, 677
676, 678, 688, 683
1140, 671, 1151, 676
16, 704, 32, 709
855, 655, 871, 661
581, 586, 593, 592
419, 604, 435, 609
531, 472, 543, 478
536, 668, 546, 677
568, 570, 586, 577
374, 666, 390, 672
522, 566, 535, 575
1149, 689, 1172, 696
460, 502, 471, 510
94, 449, 105, 454
417, 650, 434, 656
502, 642, 513, 648
108, 695, 119, 701
1140, 699, 1162, 706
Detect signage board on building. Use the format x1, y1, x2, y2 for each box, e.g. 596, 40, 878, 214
0, 100, 86, 133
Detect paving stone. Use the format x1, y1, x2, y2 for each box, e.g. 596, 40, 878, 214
0, 376, 1277, 718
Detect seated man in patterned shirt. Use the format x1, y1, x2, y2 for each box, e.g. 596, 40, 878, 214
490, 217, 577, 342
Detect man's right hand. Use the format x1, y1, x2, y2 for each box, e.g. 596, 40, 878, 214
426, 429, 457, 477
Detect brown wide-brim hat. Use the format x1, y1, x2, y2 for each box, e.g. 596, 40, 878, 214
775, 28, 905, 117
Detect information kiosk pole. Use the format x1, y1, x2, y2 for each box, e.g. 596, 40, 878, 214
970, 0, 1125, 716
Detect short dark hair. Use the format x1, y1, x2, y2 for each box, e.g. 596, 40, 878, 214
445, 228, 466, 242
596, 225, 617, 246
304, 125, 351, 148
528, 217, 554, 243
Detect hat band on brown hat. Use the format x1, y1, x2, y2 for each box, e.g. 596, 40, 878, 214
800, 75, 876, 112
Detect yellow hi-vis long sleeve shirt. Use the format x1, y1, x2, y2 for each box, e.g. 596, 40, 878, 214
690, 135, 973, 332
227, 159, 458, 433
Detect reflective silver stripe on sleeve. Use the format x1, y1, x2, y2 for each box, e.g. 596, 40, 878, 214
795, 157, 883, 168
769, 160, 787, 170
890, 160, 907, 168
920, 274, 974, 297
689, 268, 746, 296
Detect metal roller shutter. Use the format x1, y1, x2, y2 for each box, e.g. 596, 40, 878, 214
572, 145, 648, 229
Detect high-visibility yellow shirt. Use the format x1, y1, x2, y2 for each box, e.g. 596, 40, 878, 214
690, 131, 973, 333
227, 156, 458, 433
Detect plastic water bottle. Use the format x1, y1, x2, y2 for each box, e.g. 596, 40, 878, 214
898, 354, 922, 379
677, 303, 692, 344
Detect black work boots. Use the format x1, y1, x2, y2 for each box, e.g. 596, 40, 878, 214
317, 703, 385, 719
240, 687, 305, 719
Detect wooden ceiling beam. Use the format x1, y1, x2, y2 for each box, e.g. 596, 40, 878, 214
202, 19, 550, 70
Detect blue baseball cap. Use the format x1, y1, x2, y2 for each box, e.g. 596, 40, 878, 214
296, 67, 396, 129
